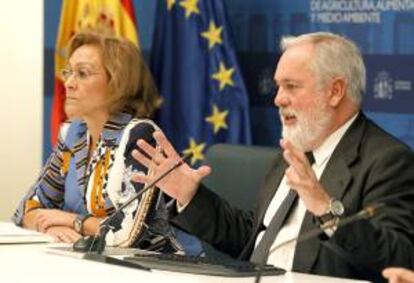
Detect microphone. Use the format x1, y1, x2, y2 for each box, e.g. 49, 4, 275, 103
254, 202, 385, 283
73, 152, 192, 254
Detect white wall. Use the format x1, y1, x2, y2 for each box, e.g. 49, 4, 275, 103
0, 1, 43, 221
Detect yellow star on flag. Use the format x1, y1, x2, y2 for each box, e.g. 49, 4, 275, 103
166, 0, 176, 10
201, 21, 223, 49
179, 0, 200, 18
205, 104, 229, 134
182, 138, 206, 165
212, 62, 235, 91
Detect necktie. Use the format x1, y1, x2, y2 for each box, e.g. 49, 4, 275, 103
250, 152, 315, 263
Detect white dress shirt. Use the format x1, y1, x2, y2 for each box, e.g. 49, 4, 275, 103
256, 114, 358, 270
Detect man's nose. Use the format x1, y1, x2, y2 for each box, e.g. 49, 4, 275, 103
274, 87, 289, 107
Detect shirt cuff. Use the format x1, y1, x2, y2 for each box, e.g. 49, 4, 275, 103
322, 226, 337, 237
176, 201, 189, 213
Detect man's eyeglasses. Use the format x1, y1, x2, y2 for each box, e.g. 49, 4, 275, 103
60, 68, 102, 82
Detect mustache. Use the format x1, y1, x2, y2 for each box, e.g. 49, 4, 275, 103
279, 109, 297, 117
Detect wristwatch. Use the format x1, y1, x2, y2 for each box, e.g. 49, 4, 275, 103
316, 198, 345, 225
73, 214, 92, 235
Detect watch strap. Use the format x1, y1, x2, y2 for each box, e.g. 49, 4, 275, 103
74, 213, 92, 235
315, 212, 336, 225
315, 198, 344, 225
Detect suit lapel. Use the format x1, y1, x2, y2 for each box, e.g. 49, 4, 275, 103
293, 113, 367, 272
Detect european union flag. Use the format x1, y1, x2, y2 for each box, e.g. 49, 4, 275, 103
150, 0, 251, 165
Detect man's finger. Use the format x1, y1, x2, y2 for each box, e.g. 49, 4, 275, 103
281, 139, 310, 165
131, 171, 150, 184
132, 149, 152, 168
285, 167, 301, 189
137, 138, 158, 159
283, 150, 309, 179
153, 131, 179, 159
195, 165, 212, 181
151, 148, 168, 166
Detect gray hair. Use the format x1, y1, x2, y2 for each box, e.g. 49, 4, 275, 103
280, 32, 365, 106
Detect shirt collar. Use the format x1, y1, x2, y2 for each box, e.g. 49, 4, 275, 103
312, 113, 358, 168
76, 112, 132, 147
101, 112, 132, 145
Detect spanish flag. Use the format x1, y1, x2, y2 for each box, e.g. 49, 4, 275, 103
51, 0, 139, 145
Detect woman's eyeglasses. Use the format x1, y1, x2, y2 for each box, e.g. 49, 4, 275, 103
60, 68, 102, 82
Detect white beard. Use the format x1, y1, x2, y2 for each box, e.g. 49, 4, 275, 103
280, 96, 332, 151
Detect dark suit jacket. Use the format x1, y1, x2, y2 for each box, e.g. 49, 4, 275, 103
172, 113, 414, 282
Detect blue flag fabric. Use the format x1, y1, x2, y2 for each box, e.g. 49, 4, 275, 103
150, 0, 251, 165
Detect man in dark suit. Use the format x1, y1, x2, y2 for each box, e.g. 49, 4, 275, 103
132, 32, 414, 282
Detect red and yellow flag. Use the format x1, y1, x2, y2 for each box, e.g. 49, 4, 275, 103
51, 0, 139, 145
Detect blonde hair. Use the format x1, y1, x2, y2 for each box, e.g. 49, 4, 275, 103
281, 32, 365, 106
67, 32, 161, 117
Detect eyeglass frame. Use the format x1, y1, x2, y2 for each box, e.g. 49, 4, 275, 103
60, 68, 103, 82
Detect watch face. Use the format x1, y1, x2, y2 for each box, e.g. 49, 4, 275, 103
74, 218, 82, 233
331, 200, 344, 216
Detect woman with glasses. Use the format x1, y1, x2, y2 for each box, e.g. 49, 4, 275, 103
13, 32, 202, 255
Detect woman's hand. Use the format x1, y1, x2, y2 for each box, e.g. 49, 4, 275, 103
45, 226, 82, 243
35, 209, 77, 233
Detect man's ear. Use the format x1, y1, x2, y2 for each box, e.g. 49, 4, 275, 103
328, 77, 346, 107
